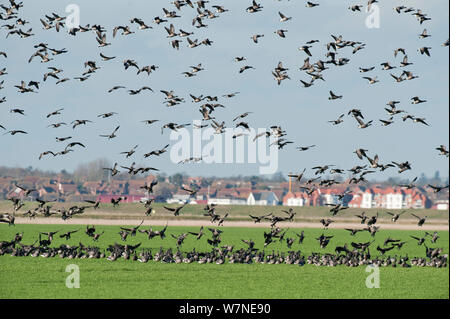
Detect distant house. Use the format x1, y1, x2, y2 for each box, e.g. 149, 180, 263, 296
247, 191, 279, 206
283, 192, 308, 207
167, 194, 191, 204
434, 200, 449, 211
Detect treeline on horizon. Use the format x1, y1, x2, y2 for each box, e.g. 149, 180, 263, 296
0, 158, 448, 187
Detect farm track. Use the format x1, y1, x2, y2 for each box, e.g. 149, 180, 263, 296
14, 216, 449, 230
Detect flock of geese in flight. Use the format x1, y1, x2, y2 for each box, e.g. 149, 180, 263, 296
0, 1, 449, 267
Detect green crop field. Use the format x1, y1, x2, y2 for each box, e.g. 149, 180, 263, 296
0, 223, 448, 299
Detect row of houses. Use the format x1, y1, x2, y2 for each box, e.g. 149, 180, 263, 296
281, 187, 445, 210
167, 186, 448, 210
1, 175, 448, 210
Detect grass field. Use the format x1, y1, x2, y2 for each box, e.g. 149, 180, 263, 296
0, 223, 448, 299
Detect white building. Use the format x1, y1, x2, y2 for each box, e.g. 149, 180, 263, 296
247, 192, 279, 206
207, 197, 247, 205
361, 191, 373, 209
385, 192, 404, 209
286, 197, 306, 207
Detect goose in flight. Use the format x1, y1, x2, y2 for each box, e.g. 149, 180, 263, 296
120, 220, 144, 237
274, 29, 288, 38
400, 55, 413, 67
59, 229, 79, 240
427, 184, 449, 193
390, 73, 405, 83
354, 148, 368, 160
161, 122, 190, 134
349, 5, 363, 11
306, 2, 320, 8
298, 45, 312, 57
187, 37, 201, 48
355, 212, 367, 224
419, 29, 431, 39
246, 0, 263, 13
100, 53, 115, 61
71, 119, 92, 129
300, 79, 314, 88
398, 177, 418, 189
362, 76, 379, 84
355, 116, 373, 129
401, 70, 418, 81
329, 114, 344, 125
143, 144, 169, 158
103, 163, 119, 176
297, 145, 315, 151
359, 67, 375, 73
381, 62, 396, 70
412, 117, 430, 126
278, 12, 292, 22
251, 34, 264, 44
418, 47, 431, 56
47, 122, 67, 128
120, 145, 138, 158
138, 65, 158, 76
239, 65, 254, 74
108, 86, 126, 93
411, 96, 426, 104
113, 25, 134, 37
288, 169, 306, 183
386, 211, 405, 222
164, 23, 178, 38
96, 33, 111, 47
223, 92, 240, 99
98, 112, 118, 119
380, 117, 394, 126
345, 228, 363, 236
164, 203, 187, 216
130, 17, 152, 30
0, 214, 15, 225
391, 161, 412, 173
4, 130, 27, 136
435, 145, 449, 157
128, 86, 153, 95
39, 151, 57, 160
410, 235, 426, 245
328, 90, 342, 100
100, 126, 120, 139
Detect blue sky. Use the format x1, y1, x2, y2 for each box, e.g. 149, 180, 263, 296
0, 0, 448, 180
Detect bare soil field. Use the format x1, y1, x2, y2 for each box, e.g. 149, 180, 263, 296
14, 217, 449, 230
